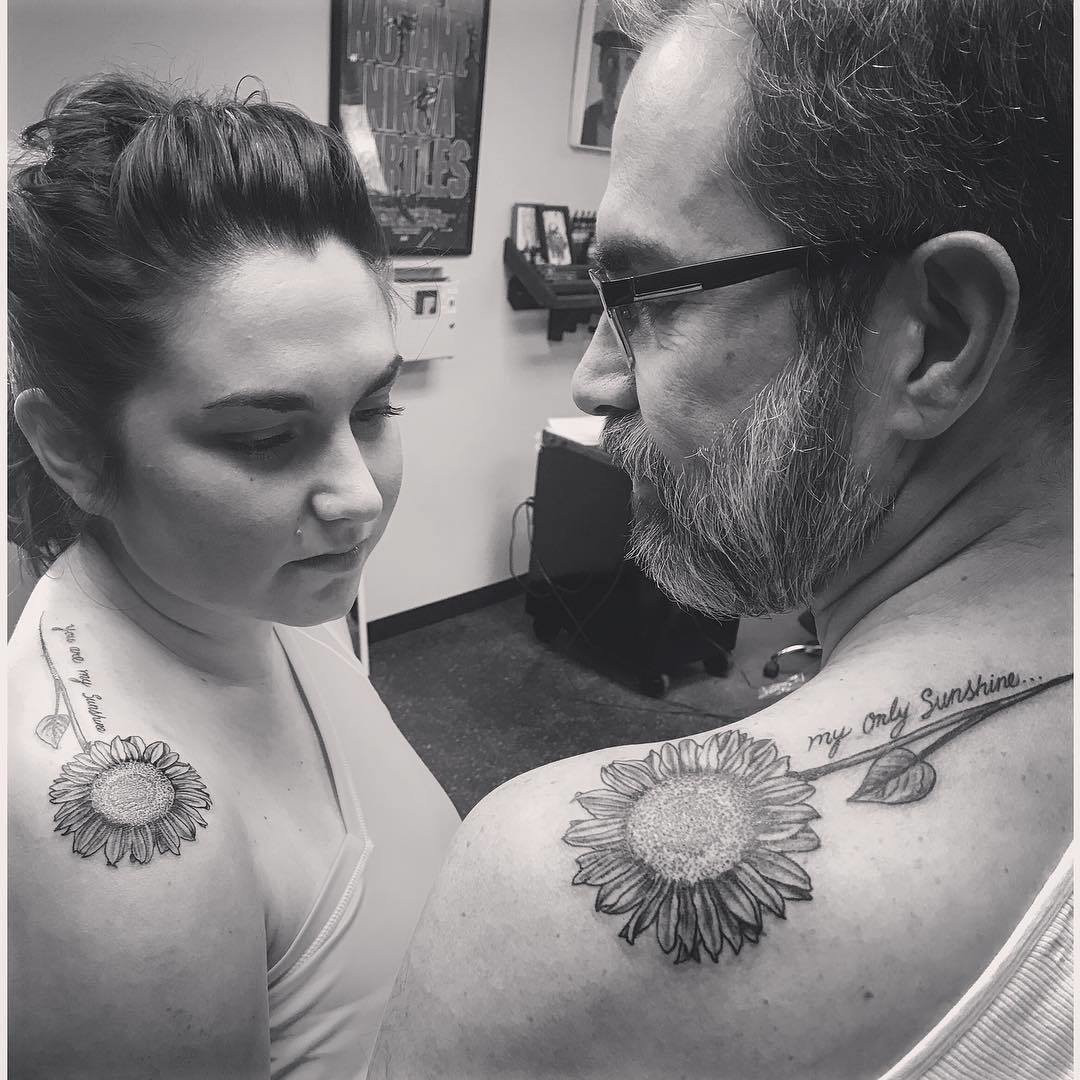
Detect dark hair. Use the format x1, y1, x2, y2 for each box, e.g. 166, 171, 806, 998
8, 72, 390, 573
615, 0, 1072, 410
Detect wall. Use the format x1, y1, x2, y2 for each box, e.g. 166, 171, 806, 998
8, 0, 610, 622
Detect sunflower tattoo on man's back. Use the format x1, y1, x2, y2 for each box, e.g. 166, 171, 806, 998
565, 731, 818, 964
565, 675, 1072, 963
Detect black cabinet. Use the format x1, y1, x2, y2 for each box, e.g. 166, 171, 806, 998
525, 427, 739, 696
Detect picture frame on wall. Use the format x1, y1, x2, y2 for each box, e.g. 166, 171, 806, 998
568, 0, 641, 152
330, 0, 492, 256
539, 205, 572, 266
511, 202, 542, 260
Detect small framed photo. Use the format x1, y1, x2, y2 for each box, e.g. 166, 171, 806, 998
414, 289, 440, 316
511, 202, 543, 259
539, 205, 572, 266
568, 0, 641, 152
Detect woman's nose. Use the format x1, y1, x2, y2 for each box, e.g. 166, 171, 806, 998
311, 437, 384, 526
571, 316, 639, 416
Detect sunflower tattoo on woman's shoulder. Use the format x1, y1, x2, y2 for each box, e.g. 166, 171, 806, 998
564, 731, 818, 965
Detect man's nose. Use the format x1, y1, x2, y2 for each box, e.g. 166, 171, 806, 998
571, 316, 639, 416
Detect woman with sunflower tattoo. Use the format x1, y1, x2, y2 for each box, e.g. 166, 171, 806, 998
8, 73, 459, 1078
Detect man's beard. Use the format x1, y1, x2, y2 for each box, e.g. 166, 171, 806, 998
599, 339, 890, 620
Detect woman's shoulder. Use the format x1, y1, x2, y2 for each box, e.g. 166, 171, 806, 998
8, 595, 272, 1076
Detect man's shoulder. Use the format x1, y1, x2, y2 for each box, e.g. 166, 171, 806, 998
375, 666, 1072, 1080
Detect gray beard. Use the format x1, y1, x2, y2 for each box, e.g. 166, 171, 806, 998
599, 346, 890, 620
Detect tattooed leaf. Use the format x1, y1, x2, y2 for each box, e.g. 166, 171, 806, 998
35, 714, 71, 749
848, 748, 936, 805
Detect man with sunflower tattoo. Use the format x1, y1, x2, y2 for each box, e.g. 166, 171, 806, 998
372, 1, 1072, 1078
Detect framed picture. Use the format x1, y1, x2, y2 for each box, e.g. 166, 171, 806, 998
330, 0, 492, 256
511, 202, 542, 259
568, 0, 641, 152
539, 205, 572, 266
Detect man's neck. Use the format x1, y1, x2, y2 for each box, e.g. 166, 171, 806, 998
813, 438, 1071, 670
53, 534, 278, 685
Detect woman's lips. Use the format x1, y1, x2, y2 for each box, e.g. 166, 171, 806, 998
293, 542, 366, 573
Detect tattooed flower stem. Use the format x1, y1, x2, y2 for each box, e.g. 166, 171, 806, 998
38, 614, 90, 753
795, 674, 1072, 783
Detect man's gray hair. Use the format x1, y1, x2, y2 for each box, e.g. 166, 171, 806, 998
615, 0, 1071, 410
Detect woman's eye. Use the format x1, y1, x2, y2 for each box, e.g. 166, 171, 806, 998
223, 431, 295, 460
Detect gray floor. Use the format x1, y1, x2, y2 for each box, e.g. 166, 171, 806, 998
370, 593, 818, 815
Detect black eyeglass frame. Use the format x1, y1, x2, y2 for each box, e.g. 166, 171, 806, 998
588, 240, 875, 367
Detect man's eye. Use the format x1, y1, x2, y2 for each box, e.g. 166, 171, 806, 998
351, 403, 405, 425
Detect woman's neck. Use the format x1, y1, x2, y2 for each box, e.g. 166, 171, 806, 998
54, 534, 279, 684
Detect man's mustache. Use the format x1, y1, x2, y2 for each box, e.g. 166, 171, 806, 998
599, 412, 665, 481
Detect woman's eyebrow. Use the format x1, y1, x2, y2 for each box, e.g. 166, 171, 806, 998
201, 354, 404, 412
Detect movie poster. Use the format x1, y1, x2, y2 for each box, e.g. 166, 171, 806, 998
331, 0, 491, 256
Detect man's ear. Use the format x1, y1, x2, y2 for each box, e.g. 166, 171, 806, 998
13, 389, 106, 514
884, 231, 1019, 441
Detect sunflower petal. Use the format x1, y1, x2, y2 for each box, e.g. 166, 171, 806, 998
143, 741, 167, 764
600, 760, 655, 797
621, 878, 669, 944
762, 803, 819, 826
691, 883, 724, 961
702, 731, 731, 772
659, 742, 680, 777
752, 777, 816, 803
575, 789, 633, 818
563, 818, 627, 848
130, 824, 155, 864
49, 781, 91, 802
89, 742, 113, 767
677, 738, 700, 773
707, 881, 747, 953
596, 865, 650, 914
574, 849, 636, 886
769, 826, 821, 853
754, 821, 805, 844
754, 756, 793, 782
156, 752, 180, 772
715, 730, 749, 771
111, 736, 136, 762
656, 887, 679, 953
175, 801, 207, 828
155, 816, 181, 855
127, 735, 146, 756
747, 848, 813, 891
168, 809, 197, 842
106, 825, 135, 866
72, 816, 111, 857
744, 740, 778, 777
675, 884, 698, 953
733, 861, 787, 918
54, 802, 95, 831
60, 761, 100, 781
643, 749, 665, 779
715, 874, 761, 928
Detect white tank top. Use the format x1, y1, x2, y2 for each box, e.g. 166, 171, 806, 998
879, 845, 1073, 1080
267, 622, 460, 1078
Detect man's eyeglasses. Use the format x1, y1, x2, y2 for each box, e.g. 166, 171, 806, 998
588, 240, 873, 371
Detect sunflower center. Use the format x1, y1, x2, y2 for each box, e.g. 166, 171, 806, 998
90, 762, 176, 827
625, 773, 760, 884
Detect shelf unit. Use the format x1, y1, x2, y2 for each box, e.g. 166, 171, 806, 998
503, 238, 602, 342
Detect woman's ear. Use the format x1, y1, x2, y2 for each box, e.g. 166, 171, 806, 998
13, 389, 106, 514
881, 231, 1020, 441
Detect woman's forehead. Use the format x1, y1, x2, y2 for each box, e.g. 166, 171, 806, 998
150, 241, 395, 400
